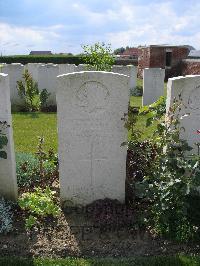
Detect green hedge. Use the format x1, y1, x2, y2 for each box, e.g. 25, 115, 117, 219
0, 55, 85, 65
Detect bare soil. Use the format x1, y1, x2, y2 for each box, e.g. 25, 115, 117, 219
0, 195, 200, 258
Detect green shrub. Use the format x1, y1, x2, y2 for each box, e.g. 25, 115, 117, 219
0, 55, 84, 65
16, 137, 58, 188
17, 69, 50, 111
18, 186, 61, 229
130, 85, 143, 96
16, 152, 40, 187
126, 96, 200, 241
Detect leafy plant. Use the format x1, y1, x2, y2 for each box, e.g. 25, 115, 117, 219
0, 197, 14, 234
18, 186, 61, 229
17, 69, 50, 112
126, 96, 200, 241
82, 42, 115, 71
0, 121, 8, 159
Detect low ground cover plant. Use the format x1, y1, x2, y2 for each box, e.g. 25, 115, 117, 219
0, 197, 14, 234
18, 186, 61, 229
16, 137, 58, 189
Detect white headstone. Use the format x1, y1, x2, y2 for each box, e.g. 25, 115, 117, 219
0, 63, 24, 106
58, 64, 76, 75
143, 68, 165, 106
0, 74, 18, 200
166, 75, 200, 154
112, 65, 137, 91
56, 71, 129, 205
25, 63, 43, 81
76, 64, 87, 71
38, 64, 59, 106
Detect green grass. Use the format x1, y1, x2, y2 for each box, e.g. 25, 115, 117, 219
0, 256, 200, 266
12, 112, 58, 153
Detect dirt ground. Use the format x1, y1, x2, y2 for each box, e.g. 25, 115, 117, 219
0, 197, 200, 258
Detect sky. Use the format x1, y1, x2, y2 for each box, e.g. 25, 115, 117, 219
0, 0, 199, 55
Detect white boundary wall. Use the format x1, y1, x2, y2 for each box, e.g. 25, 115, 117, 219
0, 63, 24, 106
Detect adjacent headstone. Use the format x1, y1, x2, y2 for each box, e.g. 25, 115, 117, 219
0, 63, 24, 106
166, 75, 200, 154
112, 65, 137, 92
0, 74, 18, 200
25, 63, 43, 81
76, 64, 87, 71
59, 64, 76, 75
38, 64, 59, 106
56, 71, 129, 205
143, 68, 165, 106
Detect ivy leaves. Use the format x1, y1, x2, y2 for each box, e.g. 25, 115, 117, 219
0, 121, 8, 159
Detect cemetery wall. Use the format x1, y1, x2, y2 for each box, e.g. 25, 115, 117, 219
181, 59, 200, 76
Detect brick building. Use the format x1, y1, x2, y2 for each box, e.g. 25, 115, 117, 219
138, 45, 189, 79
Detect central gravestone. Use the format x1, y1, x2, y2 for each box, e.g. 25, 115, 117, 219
56, 71, 129, 205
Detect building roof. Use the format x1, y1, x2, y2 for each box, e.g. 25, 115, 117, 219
188, 50, 200, 58
29, 51, 52, 55
138, 44, 189, 49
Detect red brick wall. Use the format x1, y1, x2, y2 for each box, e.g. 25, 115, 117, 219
149, 47, 166, 68
137, 47, 150, 78
115, 58, 138, 66
138, 46, 189, 79
181, 60, 200, 76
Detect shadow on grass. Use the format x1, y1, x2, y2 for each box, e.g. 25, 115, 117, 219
0, 255, 200, 266
12, 112, 40, 119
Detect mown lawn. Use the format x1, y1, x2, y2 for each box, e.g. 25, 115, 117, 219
0, 255, 200, 266
12, 112, 58, 153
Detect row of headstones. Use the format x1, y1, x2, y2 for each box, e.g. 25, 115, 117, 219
0, 63, 166, 107
0, 63, 137, 107
2, 70, 194, 205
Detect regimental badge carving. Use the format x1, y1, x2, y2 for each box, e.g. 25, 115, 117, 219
188, 85, 200, 110
75, 81, 110, 113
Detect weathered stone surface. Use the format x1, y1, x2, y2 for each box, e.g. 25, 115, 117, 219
112, 65, 137, 91
25, 63, 43, 81
0, 74, 18, 200
143, 68, 165, 106
59, 64, 76, 75
0, 63, 24, 106
166, 75, 200, 154
38, 64, 59, 106
56, 71, 129, 205
76, 64, 87, 71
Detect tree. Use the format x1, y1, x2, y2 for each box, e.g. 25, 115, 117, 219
82, 42, 115, 71
114, 47, 125, 55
